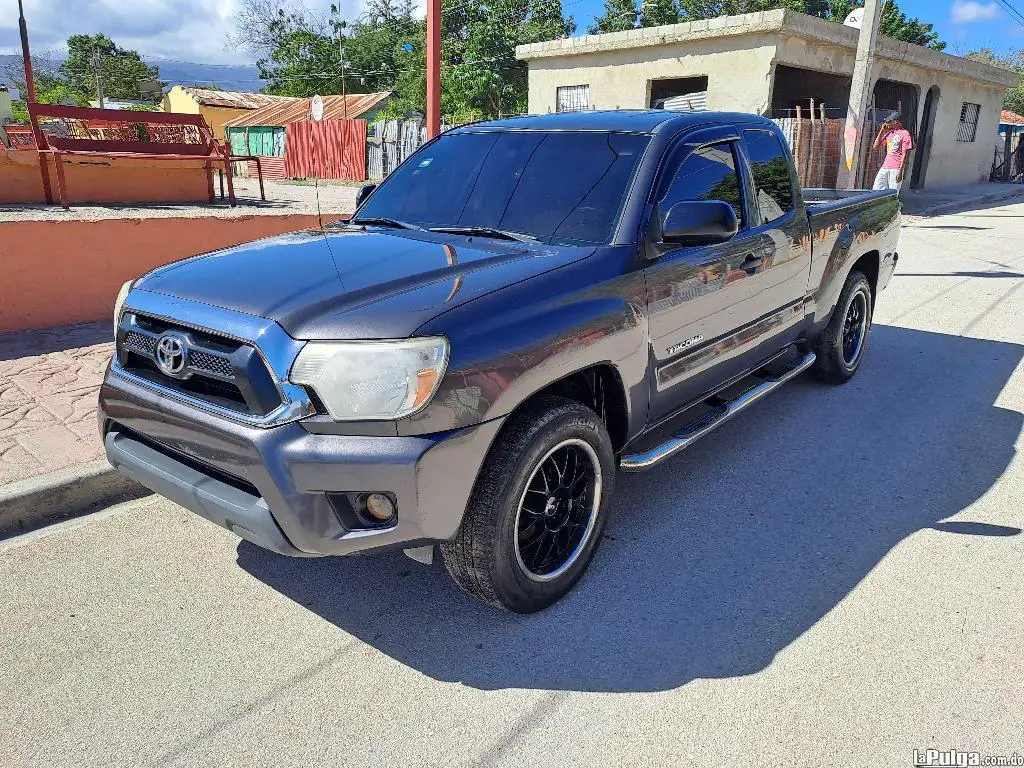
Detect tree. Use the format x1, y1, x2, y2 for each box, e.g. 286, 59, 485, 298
242, 0, 575, 119
60, 34, 161, 101
593, 0, 945, 50
968, 48, 1024, 115
2, 56, 89, 124
589, 0, 638, 33
640, 0, 681, 27
822, 0, 945, 50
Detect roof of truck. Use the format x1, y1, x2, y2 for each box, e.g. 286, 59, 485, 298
453, 110, 778, 134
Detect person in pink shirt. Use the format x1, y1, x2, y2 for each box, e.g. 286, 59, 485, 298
872, 113, 914, 191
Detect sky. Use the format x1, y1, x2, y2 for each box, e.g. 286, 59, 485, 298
0, 0, 1021, 68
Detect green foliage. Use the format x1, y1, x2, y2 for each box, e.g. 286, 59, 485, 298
589, 0, 638, 33
968, 48, 1024, 115
6, 66, 90, 124
640, 0, 681, 27
61, 34, 161, 100
251, 0, 573, 119
598, 0, 945, 50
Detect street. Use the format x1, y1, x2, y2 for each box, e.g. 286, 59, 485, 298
2, 199, 1023, 767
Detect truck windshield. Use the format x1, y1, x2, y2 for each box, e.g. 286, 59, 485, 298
354, 131, 650, 245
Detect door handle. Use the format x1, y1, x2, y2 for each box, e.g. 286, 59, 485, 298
741, 252, 764, 274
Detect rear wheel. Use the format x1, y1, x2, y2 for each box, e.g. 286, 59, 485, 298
441, 396, 615, 613
812, 270, 873, 384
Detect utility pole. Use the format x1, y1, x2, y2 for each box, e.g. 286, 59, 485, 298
339, 35, 348, 120
838, 0, 883, 189
93, 50, 106, 109
18, 0, 54, 205
17, 0, 37, 103
426, 0, 441, 139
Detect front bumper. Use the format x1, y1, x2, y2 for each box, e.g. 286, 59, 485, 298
99, 368, 504, 557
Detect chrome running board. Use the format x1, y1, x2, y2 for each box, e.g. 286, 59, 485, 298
620, 352, 816, 472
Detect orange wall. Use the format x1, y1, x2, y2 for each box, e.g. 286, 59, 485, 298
1, 214, 344, 332
1, 149, 212, 205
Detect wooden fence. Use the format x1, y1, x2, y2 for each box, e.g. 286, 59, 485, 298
366, 117, 477, 181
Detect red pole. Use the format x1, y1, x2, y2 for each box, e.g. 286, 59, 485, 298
18, 0, 53, 205
426, 0, 441, 139
18, 0, 37, 103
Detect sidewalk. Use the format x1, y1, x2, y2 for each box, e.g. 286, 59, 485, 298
900, 180, 1024, 217
0, 322, 111, 486
2, 179, 1023, 533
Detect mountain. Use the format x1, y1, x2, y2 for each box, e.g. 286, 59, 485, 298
0, 53, 266, 100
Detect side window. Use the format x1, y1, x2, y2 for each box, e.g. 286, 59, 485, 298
744, 129, 795, 225
662, 142, 743, 228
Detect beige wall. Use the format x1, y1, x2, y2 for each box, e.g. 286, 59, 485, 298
774, 35, 1004, 187
523, 21, 1012, 189
527, 37, 776, 114
161, 87, 248, 141
911, 78, 1004, 188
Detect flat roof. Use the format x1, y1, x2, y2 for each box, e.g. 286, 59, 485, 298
516, 8, 1019, 89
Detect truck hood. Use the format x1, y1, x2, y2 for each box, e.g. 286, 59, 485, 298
135, 227, 595, 340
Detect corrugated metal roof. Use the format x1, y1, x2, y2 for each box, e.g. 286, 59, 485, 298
1001, 110, 1024, 126
180, 87, 297, 110
654, 91, 708, 112
222, 92, 391, 128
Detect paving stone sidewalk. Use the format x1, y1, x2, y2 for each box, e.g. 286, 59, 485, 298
0, 323, 112, 486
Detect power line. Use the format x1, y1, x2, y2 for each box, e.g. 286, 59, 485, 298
992, 0, 1024, 28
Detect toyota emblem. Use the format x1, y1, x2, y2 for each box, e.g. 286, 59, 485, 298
155, 333, 188, 376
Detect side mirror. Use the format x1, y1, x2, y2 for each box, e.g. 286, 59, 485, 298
661, 200, 738, 247
355, 183, 377, 209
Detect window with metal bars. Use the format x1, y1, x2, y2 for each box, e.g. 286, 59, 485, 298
556, 85, 590, 113
957, 102, 981, 143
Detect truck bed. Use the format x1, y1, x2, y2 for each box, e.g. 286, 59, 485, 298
803, 187, 899, 216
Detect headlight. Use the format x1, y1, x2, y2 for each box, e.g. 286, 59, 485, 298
289, 337, 449, 421
113, 280, 134, 339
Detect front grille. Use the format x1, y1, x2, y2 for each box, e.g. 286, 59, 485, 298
190, 351, 235, 378
116, 313, 284, 418
124, 331, 156, 356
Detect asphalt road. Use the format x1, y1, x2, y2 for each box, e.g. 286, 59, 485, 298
3, 200, 1023, 767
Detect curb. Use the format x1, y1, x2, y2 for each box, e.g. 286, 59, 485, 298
904, 188, 1024, 218
0, 460, 148, 538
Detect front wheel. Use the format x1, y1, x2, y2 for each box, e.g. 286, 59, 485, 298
440, 396, 615, 613
812, 270, 873, 384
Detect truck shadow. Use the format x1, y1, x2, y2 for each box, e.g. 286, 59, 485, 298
237, 324, 1023, 693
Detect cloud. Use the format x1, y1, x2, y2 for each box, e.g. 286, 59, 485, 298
950, 0, 1002, 24
0, 0, 369, 65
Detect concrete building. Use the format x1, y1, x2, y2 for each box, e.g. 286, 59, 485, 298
162, 87, 297, 141
516, 9, 1018, 189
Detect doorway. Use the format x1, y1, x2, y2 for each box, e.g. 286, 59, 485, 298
911, 86, 939, 189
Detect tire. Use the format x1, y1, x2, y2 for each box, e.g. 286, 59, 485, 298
441, 396, 616, 613
811, 270, 873, 385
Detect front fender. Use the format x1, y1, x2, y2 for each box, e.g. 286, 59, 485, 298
398, 252, 649, 439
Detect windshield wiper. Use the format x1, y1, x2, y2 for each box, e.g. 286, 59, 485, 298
350, 216, 423, 231
428, 226, 538, 243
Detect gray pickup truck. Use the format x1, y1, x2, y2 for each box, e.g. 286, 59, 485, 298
100, 111, 900, 612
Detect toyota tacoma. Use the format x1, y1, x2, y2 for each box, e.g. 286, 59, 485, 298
100, 111, 900, 612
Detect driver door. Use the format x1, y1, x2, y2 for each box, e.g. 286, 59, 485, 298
644, 128, 769, 424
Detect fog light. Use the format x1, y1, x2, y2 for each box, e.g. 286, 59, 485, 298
364, 493, 396, 521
